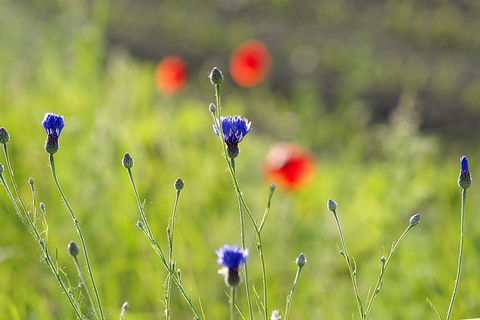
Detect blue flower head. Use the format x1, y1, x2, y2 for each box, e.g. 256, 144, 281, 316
213, 115, 252, 159
216, 244, 248, 287
458, 156, 472, 189
42, 113, 65, 154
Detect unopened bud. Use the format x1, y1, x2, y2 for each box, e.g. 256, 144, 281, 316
327, 199, 337, 212
0, 127, 10, 144
68, 241, 79, 257
122, 153, 134, 169
270, 183, 276, 192
209, 67, 224, 85
28, 177, 35, 191
40, 202, 45, 210
295, 253, 307, 268
122, 301, 129, 310
174, 177, 184, 191
409, 213, 420, 226
209, 103, 217, 114
458, 156, 472, 190
136, 220, 143, 229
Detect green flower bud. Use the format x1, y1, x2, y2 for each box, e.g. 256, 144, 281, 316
68, 241, 79, 257
122, 153, 134, 169
0, 127, 9, 144
209, 67, 224, 85
174, 177, 184, 191
327, 199, 337, 212
409, 213, 420, 226
209, 103, 217, 114
296, 253, 307, 268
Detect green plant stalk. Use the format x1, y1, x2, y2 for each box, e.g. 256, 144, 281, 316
3, 144, 32, 224
30, 178, 38, 230
228, 160, 269, 320
0, 171, 35, 235
73, 256, 98, 319
445, 188, 467, 320
2, 147, 36, 236
126, 168, 203, 320
363, 223, 414, 319
49, 154, 105, 320
234, 169, 254, 320
165, 189, 181, 320
259, 187, 275, 233
42, 243, 85, 319
284, 265, 303, 320
1, 172, 84, 319
214, 83, 255, 320
230, 286, 236, 320
332, 208, 364, 319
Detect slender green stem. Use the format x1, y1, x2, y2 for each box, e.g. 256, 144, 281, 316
127, 168, 156, 241
73, 256, 98, 319
445, 188, 467, 320
3, 144, 32, 223
1, 172, 84, 319
165, 189, 181, 320
284, 266, 303, 320
41, 243, 85, 319
228, 157, 268, 320
232, 161, 254, 320
332, 209, 364, 319
49, 154, 105, 320
230, 286, 236, 320
0, 173, 35, 235
126, 168, 203, 320
363, 224, 414, 319
259, 186, 275, 233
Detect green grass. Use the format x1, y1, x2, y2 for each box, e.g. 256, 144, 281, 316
1, 1, 480, 319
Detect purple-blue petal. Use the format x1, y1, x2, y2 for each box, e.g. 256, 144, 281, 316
212, 115, 251, 147
42, 113, 65, 137
460, 156, 469, 173
216, 244, 248, 270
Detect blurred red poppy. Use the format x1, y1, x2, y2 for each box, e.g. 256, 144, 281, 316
155, 56, 188, 95
229, 40, 272, 87
264, 143, 315, 190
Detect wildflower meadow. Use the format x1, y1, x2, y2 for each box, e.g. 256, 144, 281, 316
1, 1, 480, 320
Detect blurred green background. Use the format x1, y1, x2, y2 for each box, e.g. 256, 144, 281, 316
1, 0, 480, 319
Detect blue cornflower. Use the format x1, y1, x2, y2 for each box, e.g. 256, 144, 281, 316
42, 113, 65, 154
458, 156, 471, 189
213, 115, 252, 159
216, 244, 248, 287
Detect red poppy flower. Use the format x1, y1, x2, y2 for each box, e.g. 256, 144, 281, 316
155, 56, 188, 95
229, 40, 272, 87
264, 143, 315, 190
